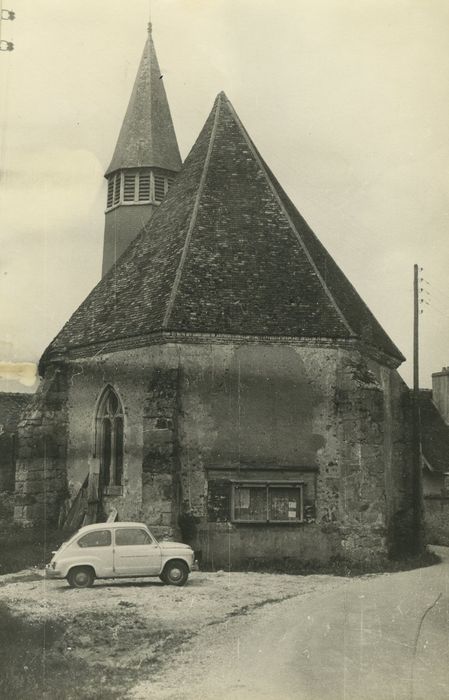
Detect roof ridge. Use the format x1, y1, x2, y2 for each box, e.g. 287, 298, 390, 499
162, 93, 223, 328
147, 32, 155, 160
146, 35, 153, 159
221, 94, 355, 338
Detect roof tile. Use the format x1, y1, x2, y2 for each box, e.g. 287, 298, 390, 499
43, 93, 404, 363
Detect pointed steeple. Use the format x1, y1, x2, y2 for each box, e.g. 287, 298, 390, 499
101, 24, 182, 277
44, 92, 404, 366
105, 23, 181, 176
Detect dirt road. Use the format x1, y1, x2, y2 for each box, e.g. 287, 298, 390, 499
131, 548, 449, 700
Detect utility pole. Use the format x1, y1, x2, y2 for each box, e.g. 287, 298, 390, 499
412, 263, 424, 552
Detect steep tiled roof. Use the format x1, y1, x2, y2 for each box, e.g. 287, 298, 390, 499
105, 26, 181, 176
0, 393, 31, 433
419, 390, 449, 473
43, 92, 404, 363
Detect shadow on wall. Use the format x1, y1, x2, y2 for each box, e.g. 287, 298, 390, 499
206, 345, 325, 466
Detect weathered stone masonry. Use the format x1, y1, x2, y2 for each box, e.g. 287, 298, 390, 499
14, 367, 69, 526
141, 367, 181, 539
14, 340, 414, 567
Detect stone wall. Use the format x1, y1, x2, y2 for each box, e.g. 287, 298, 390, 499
63, 352, 154, 524
424, 496, 449, 546
380, 366, 415, 555
14, 368, 69, 526
14, 340, 414, 567
51, 348, 182, 535
330, 357, 413, 562
141, 367, 181, 539
0, 434, 16, 492
331, 358, 388, 561
0, 393, 31, 493
173, 343, 414, 567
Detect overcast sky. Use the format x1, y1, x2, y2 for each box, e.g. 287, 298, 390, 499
1, 0, 448, 391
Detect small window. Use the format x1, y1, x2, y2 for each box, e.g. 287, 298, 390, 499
232, 483, 303, 523
154, 174, 165, 202
107, 178, 114, 208
139, 172, 151, 201
115, 528, 152, 546
123, 173, 136, 202
78, 530, 112, 548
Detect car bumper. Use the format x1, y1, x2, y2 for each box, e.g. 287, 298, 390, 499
45, 565, 64, 579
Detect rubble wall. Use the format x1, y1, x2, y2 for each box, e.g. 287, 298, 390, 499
43, 348, 181, 537
14, 341, 414, 567
14, 368, 69, 526
424, 496, 449, 546
0, 434, 16, 492
62, 349, 172, 529
175, 343, 414, 567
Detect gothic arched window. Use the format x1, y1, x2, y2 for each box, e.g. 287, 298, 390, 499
96, 386, 124, 489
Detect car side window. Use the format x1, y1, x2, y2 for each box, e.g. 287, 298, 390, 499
77, 530, 111, 548
115, 528, 152, 546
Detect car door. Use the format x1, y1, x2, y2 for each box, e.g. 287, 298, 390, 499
113, 527, 162, 576
75, 528, 114, 577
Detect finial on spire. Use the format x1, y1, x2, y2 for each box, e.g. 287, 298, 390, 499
147, 0, 152, 34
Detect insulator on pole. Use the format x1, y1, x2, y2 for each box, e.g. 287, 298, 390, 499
0, 39, 14, 51
1, 9, 16, 20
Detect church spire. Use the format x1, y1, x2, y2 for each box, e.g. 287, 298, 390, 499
102, 24, 182, 277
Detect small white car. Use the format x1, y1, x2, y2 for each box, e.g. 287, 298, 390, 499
46, 522, 196, 588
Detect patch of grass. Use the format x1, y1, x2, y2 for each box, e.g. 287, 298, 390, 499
0, 525, 66, 575
0, 600, 131, 699
214, 547, 441, 577
62, 608, 194, 670
0, 600, 63, 700
0, 601, 192, 699
384, 548, 441, 573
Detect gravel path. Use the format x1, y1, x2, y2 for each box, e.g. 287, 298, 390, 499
0, 567, 343, 693
130, 549, 449, 700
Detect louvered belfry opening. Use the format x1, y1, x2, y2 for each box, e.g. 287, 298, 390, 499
105, 168, 174, 210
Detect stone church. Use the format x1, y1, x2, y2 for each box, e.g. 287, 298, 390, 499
14, 25, 415, 567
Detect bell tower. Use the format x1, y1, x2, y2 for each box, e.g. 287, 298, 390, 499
102, 23, 182, 276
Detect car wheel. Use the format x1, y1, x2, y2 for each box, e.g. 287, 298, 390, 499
67, 566, 95, 588
162, 560, 189, 586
